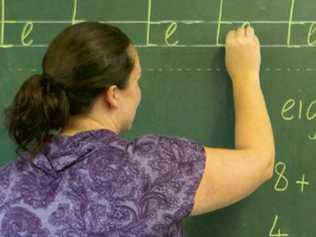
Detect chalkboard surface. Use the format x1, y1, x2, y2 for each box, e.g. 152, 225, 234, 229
0, 0, 315, 236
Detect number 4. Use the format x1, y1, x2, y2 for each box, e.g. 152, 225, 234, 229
269, 215, 288, 237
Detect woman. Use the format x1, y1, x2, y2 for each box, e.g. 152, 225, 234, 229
1, 22, 274, 236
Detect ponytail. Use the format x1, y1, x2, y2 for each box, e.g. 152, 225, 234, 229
3, 73, 70, 160
3, 22, 134, 160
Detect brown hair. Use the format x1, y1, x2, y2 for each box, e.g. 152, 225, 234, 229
3, 22, 134, 160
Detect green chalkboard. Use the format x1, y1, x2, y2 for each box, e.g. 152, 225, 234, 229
0, 0, 315, 236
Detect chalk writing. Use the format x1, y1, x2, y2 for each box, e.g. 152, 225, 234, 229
274, 162, 288, 192
308, 133, 316, 140
21, 22, 33, 46
216, 0, 224, 46
281, 98, 316, 121
287, 0, 295, 47
307, 22, 316, 46
0, 0, 316, 48
296, 174, 310, 192
274, 162, 312, 194
269, 215, 289, 237
281, 98, 316, 140
164, 22, 179, 46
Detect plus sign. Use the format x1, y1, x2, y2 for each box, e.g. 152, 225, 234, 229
296, 174, 310, 192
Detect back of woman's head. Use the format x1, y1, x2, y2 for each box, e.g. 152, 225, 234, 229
3, 22, 134, 159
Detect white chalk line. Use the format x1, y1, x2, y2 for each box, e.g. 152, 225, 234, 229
1, 43, 315, 48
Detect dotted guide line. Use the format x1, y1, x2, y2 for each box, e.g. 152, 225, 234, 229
10, 67, 316, 73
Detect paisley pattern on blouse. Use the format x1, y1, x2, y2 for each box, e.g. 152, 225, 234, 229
0, 129, 206, 236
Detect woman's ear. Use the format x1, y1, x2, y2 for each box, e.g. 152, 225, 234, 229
104, 85, 119, 109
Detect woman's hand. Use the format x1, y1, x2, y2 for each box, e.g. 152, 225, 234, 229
225, 25, 261, 82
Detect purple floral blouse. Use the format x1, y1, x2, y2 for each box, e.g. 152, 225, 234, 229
0, 129, 206, 237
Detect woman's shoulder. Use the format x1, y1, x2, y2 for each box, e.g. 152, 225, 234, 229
125, 133, 207, 221
127, 133, 205, 158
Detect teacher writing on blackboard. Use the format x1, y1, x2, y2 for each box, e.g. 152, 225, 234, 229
1, 22, 274, 236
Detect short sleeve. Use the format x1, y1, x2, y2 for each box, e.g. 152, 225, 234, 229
128, 134, 206, 224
